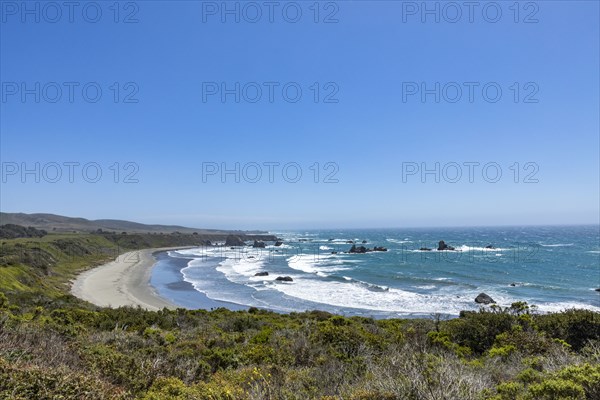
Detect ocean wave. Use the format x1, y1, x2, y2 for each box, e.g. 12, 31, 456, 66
268, 278, 500, 315
287, 254, 351, 275
406, 244, 508, 253
415, 285, 436, 290
204, 253, 268, 285
533, 302, 600, 313
508, 282, 564, 290
386, 238, 413, 244
456, 245, 509, 252
540, 243, 574, 247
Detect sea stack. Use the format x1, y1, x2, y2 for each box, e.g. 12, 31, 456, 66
438, 240, 455, 251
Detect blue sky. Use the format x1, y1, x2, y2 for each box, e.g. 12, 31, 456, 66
1, 1, 598, 229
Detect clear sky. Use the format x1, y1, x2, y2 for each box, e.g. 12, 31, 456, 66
1, 1, 598, 229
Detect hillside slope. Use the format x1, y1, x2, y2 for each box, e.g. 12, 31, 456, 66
0, 212, 265, 234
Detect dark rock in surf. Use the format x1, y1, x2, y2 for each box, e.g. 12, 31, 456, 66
419, 247, 432, 251
275, 276, 293, 282
362, 240, 368, 244
349, 245, 368, 254
253, 240, 266, 248
475, 293, 496, 304
485, 245, 495, 249
254, 272, 269, 277
438, 240, 455, 251
274, 241, 283, 247
373, 246, 388, 252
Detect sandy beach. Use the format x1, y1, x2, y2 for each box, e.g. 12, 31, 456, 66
71, 247, 190, 311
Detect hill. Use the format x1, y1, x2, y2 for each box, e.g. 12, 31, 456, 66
0, 212, 265, 234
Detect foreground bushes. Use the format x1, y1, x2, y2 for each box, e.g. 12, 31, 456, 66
0, 297, 599, 400
1, 234, 599, 399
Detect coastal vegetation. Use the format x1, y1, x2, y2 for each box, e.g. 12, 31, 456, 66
0, 229, 599, 399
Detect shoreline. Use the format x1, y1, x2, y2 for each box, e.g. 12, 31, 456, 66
71, 247, 192, 311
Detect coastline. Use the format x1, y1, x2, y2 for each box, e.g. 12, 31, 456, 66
71, 247, 191, 311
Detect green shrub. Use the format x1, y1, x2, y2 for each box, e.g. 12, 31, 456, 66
488, 344, 517, 359
0, 357, 127, 399
535, 310, 600, 351
0, 292, 8, 309
527, 378, 585, 399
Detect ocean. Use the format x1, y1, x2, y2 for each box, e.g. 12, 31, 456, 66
150, 225, 600, 318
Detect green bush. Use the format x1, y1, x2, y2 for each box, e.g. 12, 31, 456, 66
535, 310, 600, 351
0, 357, 127, 399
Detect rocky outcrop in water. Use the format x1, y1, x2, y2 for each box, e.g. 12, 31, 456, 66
253, 240, 266, 248
275, 276, 293, 282
254, 272, 269, 277
438, 240, 455, 251
349, 245, 388, 253
274, 241, 283, 246
349, 245, 368, 253
475, 293, 495, 304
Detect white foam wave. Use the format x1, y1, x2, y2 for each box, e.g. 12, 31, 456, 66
540, 243, 574, 247
217, 258, 264, 281
386, 238, 413, 244
533, 302, 600, 313
287, 254, 350, 274
457, 245, 508, 252
269, 278, 490, 315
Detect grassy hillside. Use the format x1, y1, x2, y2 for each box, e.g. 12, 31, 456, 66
0, 212, 267, 234
0, 233, 599, 399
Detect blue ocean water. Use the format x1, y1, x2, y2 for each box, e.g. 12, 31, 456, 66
152, 225, 600, 318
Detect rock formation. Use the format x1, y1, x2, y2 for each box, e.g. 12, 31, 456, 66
475, 293, 495, 304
